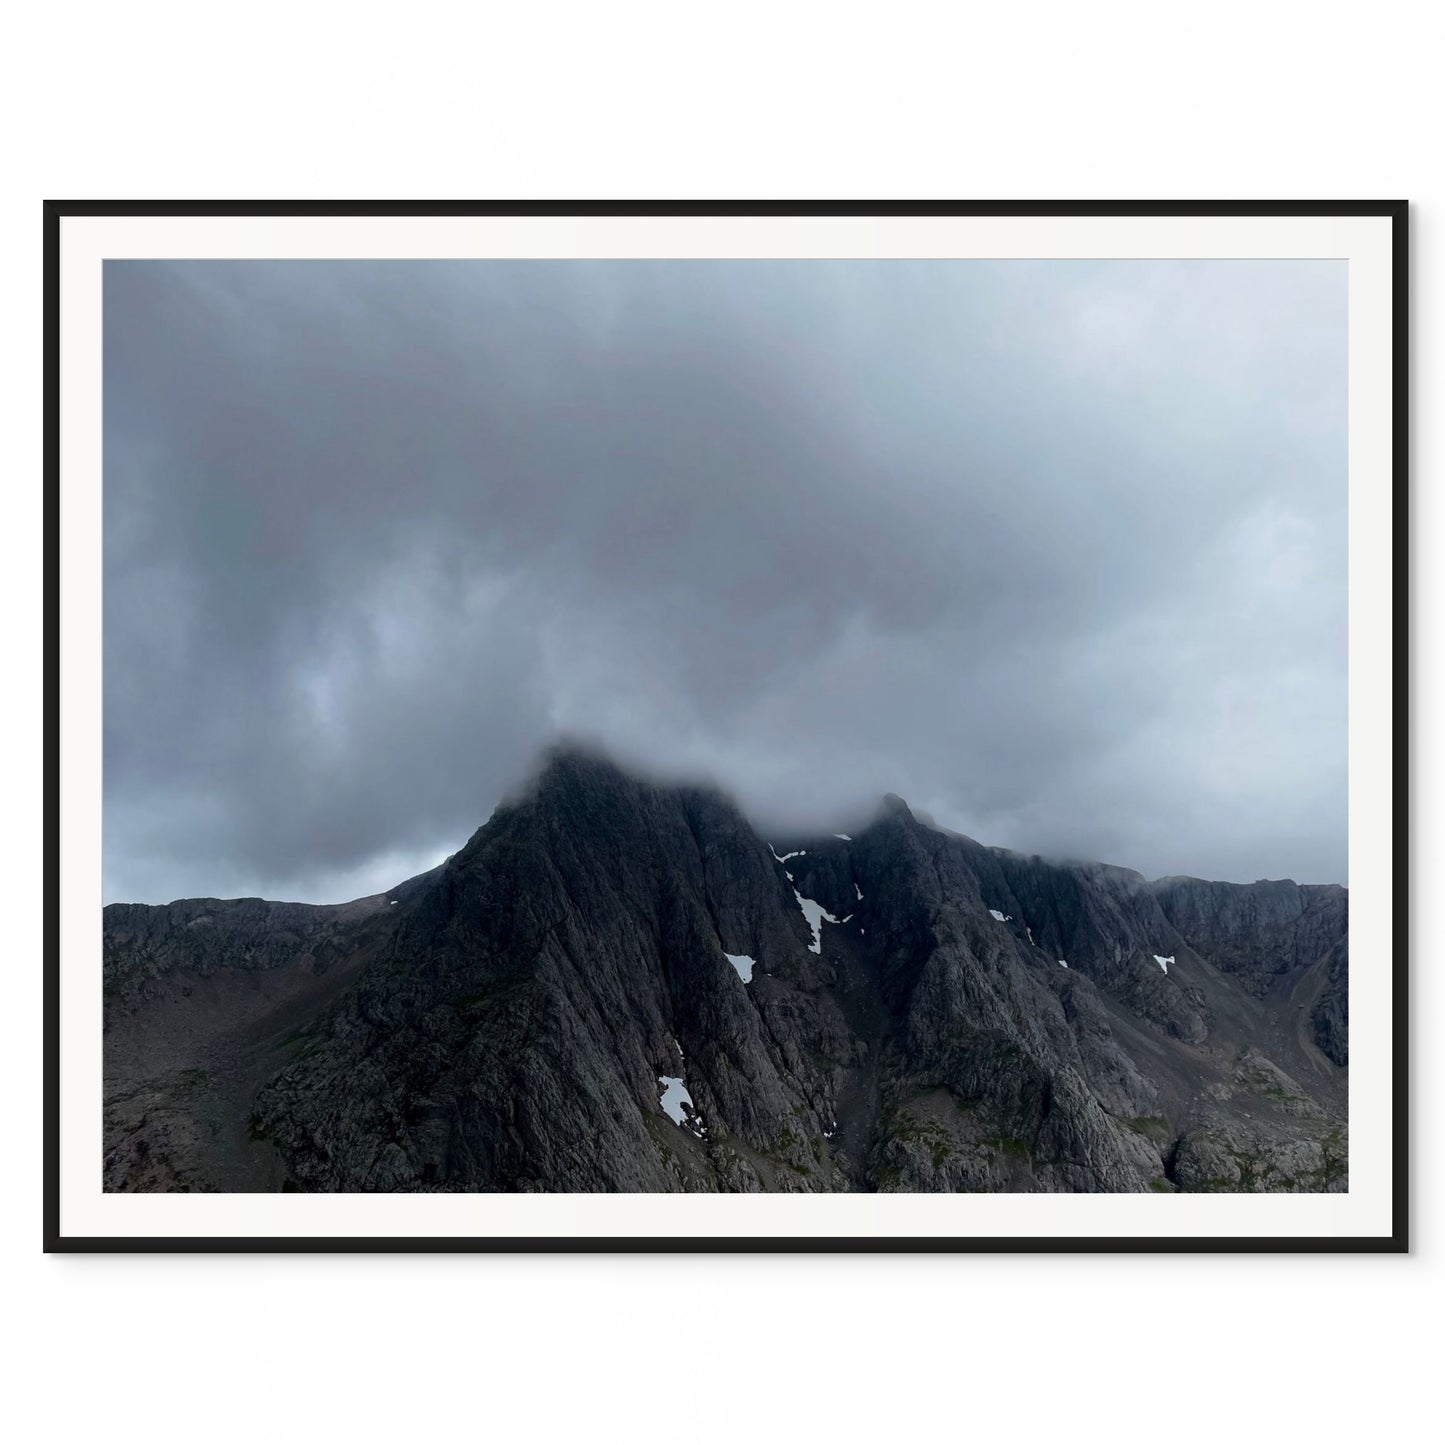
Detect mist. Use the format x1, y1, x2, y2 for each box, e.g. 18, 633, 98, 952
103, 259, 1346, 902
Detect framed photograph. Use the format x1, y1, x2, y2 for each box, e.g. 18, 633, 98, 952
46, 201, 1406, 1252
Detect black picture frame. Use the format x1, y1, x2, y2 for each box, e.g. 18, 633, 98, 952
44, 199, 1409, 1253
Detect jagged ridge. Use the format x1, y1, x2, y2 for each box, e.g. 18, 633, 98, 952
102, 748, 1348, 1194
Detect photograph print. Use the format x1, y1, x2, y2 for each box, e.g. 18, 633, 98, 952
50, 204, 1404, 1248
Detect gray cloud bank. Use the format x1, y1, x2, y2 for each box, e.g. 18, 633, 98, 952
104, 259, 1346, 903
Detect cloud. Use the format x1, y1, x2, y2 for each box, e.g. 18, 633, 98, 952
103, 258, 1346, 902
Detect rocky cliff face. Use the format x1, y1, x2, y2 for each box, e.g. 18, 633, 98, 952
103, 748, 1348, 1194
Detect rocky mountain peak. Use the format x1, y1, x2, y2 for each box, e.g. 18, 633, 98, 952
101, 748, 1350, 1196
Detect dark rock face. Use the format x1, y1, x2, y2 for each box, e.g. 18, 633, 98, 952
103, 747, 1348, 1194
1150, 876, 1348, 995
1310, 939, 1350, 1066
104, 894, 394, 1010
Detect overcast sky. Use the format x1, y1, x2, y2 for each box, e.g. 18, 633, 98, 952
103, 259, 1347, 904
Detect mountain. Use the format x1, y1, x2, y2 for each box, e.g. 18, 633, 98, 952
103, 746, 1348, 1194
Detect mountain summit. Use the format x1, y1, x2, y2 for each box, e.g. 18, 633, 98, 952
103, 747, 1348, 1193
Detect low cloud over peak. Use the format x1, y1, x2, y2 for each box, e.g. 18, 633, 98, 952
104, 259, 1346, 903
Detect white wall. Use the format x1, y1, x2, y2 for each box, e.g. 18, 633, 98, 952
2, 5, 1434, 1440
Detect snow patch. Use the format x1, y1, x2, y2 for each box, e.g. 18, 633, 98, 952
793, 889, 840, 954
658, 1075, 705, 1135
834, 833, 852, 841
988, 909, 1012, 923
1058, 959, 1068, 969
657, 1076, 692, 1124
724, 951, 756, 984
855, 884, 863, 900
770, 846, 805, 864
1153, 954, 1174, 975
